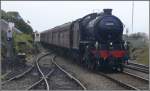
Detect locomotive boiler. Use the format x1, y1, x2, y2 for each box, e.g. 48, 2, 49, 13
40, 9, 129, 72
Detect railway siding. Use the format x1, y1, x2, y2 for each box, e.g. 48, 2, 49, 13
54, 55, 149, 90
26, 51, 85, 90
1, 45, 149, 90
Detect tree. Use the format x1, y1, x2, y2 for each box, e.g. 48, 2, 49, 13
129, 32, 148, 40
1, 10, 33, 34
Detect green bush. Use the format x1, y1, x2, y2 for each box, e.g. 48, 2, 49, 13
13, 32, 33, 54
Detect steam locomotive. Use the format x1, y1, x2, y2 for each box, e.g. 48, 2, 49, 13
40, 9, 129, 72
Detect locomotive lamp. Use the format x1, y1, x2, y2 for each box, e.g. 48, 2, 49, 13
109, 42, 113, 50
110, 42, 113, 46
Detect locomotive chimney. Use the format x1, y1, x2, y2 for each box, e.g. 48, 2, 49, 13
103, 9, 112, 15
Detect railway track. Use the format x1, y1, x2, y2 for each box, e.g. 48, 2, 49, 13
97, 61, 149, 90
123, 71, 149, 82
2, 44, 148, 90
124, 61, 149, 74
1, 43, 53, 90
1, 55, 36, 85
28, 54, 86, 90
52, 56, 87, 90
37, 47, 148, 90
27, 52, 53, 90
52, 54, 149, 90
128, 61, 149, 69
98, 71, 149, 90
1, 52, 51, 90
27, 69, 55, 90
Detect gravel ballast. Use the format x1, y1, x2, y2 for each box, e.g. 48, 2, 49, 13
55, 56, 126, 90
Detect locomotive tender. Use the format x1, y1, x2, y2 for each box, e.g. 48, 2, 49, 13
40, 9, 128, 72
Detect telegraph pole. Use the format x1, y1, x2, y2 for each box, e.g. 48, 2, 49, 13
126, 28, 129, 37
132, 0, 134, 33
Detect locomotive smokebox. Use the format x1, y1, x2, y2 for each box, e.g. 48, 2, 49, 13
103, 9, 112, 15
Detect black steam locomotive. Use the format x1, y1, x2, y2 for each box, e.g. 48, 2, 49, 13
40, 9, 129, 72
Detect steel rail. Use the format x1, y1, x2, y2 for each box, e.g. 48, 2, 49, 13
27, 69, 55, 90
26, 51, 54, 90
1, 52, 50, 85
34, 52, 54, 91
124, 65, 149, 74
123, 71, 149, 82
128, 61, 149, 69
52, 56, 87, 90
2, 63, 34, 85
1, 54, 41, 85
98, 72, 140, 90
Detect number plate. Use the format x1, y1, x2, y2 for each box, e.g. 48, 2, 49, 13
105, 22, 114, 26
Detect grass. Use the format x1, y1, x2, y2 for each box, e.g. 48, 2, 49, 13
136, 46, 149, 65
13, 32, 33, 56
0, 71, 11, 80
130, 44, 149, 65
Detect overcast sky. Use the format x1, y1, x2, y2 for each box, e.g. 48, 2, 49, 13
1, 1, 149, 34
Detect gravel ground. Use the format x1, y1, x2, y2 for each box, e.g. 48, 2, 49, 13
4, 49, 148, 90
2, 67, 40, 90
1, 55, 39, 90
54, 56, 126, 90
1, 55, 34, 76
107, 72, 149, 90
1, 62, 51, 90
2, 65, 32, 82
125, 64, 149, 73
49, 67, 83, 90
35, 54, 84, 90
28, 67, 52, 90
